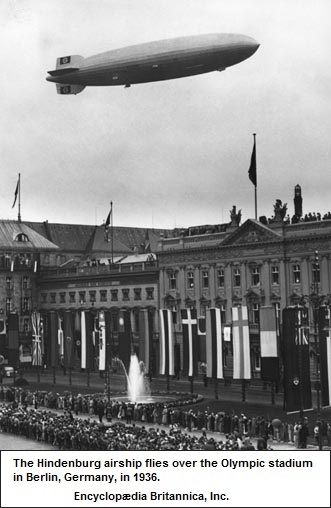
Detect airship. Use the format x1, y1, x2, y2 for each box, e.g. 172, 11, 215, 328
46, 33, 259, 95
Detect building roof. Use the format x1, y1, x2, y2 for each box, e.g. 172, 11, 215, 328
0, 221, 59, 251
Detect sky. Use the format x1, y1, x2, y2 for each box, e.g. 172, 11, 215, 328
1, 0, 330, 229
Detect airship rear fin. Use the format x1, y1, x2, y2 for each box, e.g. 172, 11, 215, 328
56, 84, 86, 95
55, 54, 84, 70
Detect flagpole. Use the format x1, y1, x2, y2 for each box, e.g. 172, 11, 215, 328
18, 173, 21, 222
111, 201, 114, 265
253, 133, 257, 220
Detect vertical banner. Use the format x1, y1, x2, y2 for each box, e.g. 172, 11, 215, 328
105, 311, 112, 368
58, 315, 64, 357
74, 311, 81, 361
7, 313, 19, 367
81, 310, 95, 370
139, 309, 153, 374
98, 310, 106, 371
260, 306, 279, 381
159, 309, 174, 376
197, 315, 206, 362
206, 307, 223, 379
31, 311, 42, 366
81, 311, 87, 369
118, 309, 131, 371
181, 308, 198, 378
48, 311, 58, 368
282, 306, 312, 413
318, 305, 331, 407
63, 310, 74, 369
232, 306, 251, 379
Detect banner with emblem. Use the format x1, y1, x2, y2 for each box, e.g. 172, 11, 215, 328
282, 306, 312, 413
98, 311, 106, 371
63, 310, 74, 369
318, 305, 331, 408
181, 308, 199, 378
31, 311, 42, 366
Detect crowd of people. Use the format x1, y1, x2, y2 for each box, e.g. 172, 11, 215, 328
1, 386, 330, 451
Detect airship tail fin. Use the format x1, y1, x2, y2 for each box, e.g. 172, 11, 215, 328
56, 84, 86, 95
55, 54, 84, 70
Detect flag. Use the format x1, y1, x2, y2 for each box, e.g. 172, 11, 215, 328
31, 311, 42, 366
206, 308, 223, 379
139, 309, 153, 374
260, 306, 279, 381
63, 310, 74, 369
80, 311, 95, 370
7, 313, 19, 367
98, 311, 106, 371
48, 311, 58, 368
58, 315, 64, 356
282, 306, 312, 413
118, 309, 132, 371
159, 309, 174, 376
197, 315, 206, 362
318, 306, 331, 408
232, 306, 251, 379
105, 203, 112, 230
181, 308, 199, 377
248, 137, 257, 186
12, 178, 19, 208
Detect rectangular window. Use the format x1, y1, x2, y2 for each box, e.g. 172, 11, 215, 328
220, 304, 226, 324
111, 289, 118, 301
271, 265, 279, 285
254, 350, 261, 371
6, 277, 12, 290
169, 272, 177, 290
100, 290, 107, 302
41, 293, 47, 304
202, 270, 209, 289
146, 287, 154, 300
23, 297, 30, 312
89, 291, 96, 303
252, 303, 260, 324
122, 289, 130, 301
59, 293, 66, 304
50, 293, 56, 304
251, 266, 260, 286
6, 298, 11, 314
217, 268, 225, 288
134, 288, 142, 301
79, 291, 86, 304
233, 267, 241, 287
187, 271, 195, 289
293, 264, 301, 284
22, 276, 29, 290
69, 292, 76, 303
23, 318, 30, 333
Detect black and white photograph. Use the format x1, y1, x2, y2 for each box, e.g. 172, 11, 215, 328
0, 1, 330, 506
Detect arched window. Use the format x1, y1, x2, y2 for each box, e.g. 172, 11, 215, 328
14, 233, 29, 242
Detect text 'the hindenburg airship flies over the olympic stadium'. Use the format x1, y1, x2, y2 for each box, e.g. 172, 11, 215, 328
46, 33, 260, 95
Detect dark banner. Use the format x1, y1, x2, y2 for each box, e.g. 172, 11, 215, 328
63, 310, 74, 369
83, 311, 95, 370
48, 311, 58, 368
181, 308, 199, 378
118, 310, 132, 371
282, 307, 312, 413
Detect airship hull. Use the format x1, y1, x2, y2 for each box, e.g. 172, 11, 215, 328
46, 34, 259, 93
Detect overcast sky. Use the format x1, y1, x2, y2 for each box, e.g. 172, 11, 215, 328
1, 0, 330, 229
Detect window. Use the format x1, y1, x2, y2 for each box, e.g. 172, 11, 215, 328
41, 293, 47, 304
202, 270, 209, 289
15, 233, 29, 242
23, 318, 30, 333
79, 291, 86, 304
44, 254, 50, 265
293, 264, 301, 284
100, 290, 107, 302
50, 293, 56, 304
111, 289, 118, 301
22, 276, 29, 290
59, 293, 66, 304
134, 288, 141, 301
252, 303, 260, 324
146, 287, 154, 300
251, 266, 260, 286
6, 298, 11, 314
122, 289, 129, 301
169, 272, 177, 290
89, 291, 96, 303
187, 271, 194, 289
233, 267, 241, 287
69, 292, 76, 304
312, 261, 320, 284
271, 265, 279, 285
273, 302, 281, 335
217, 268, 225, 288
254, 348, 261, 371
220, 304, 226, 324
22, 297, 30, 312
6, 277, 12, 290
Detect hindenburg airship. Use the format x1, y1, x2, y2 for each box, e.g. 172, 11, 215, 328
46, 33, 259, 95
